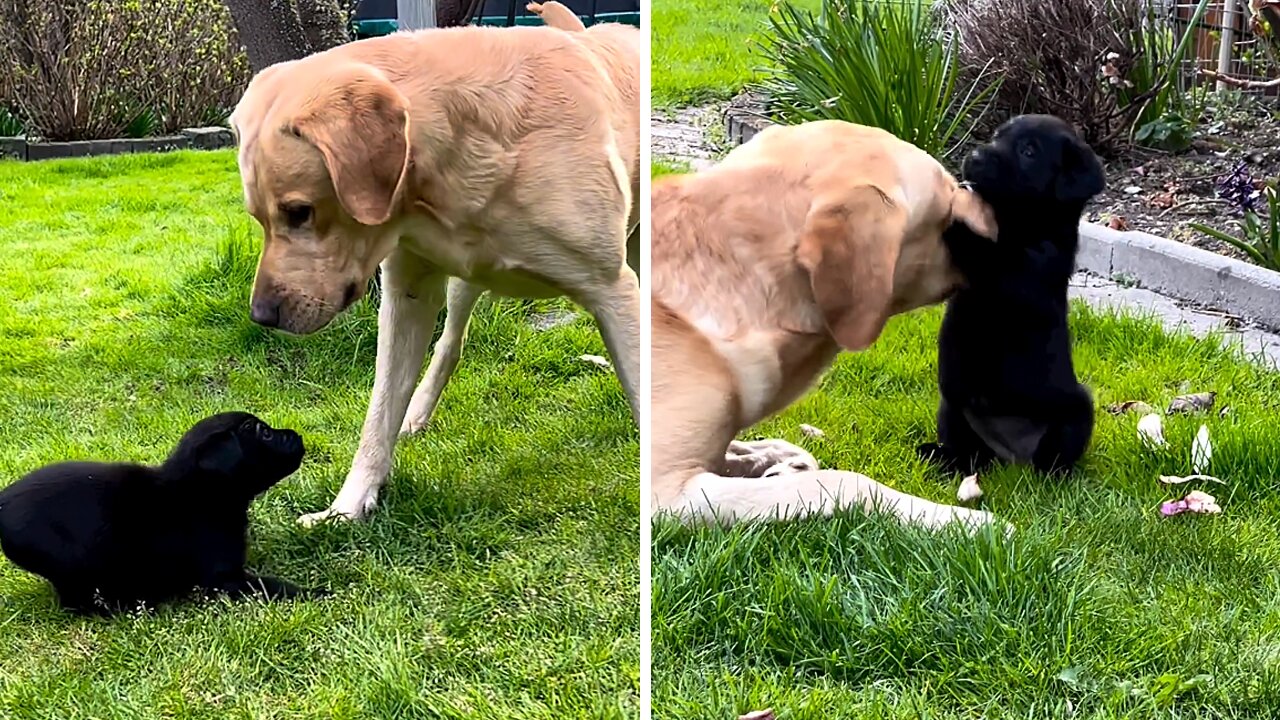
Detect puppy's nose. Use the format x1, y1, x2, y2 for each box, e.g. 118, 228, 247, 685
250, 296, 282, 328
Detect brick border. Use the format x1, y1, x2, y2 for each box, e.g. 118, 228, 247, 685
0, 127, 234, 162
722, 103, 1280, 331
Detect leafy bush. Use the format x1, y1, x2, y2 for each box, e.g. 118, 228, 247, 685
0, 0, 249, 141
940, 0, 1211, 156
755, 0, 999, 160
1191, 179, 1280, 271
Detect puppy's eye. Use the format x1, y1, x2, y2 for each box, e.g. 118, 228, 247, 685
1019, 142, 1037, 159
261, 428, 273, 440
281, 203, 313, 229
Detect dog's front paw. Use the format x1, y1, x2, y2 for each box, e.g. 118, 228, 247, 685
298, 487, 380, 527
399, 405, 430, 437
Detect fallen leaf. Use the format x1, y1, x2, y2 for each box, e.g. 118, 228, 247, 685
799, 423, 825, 438
1160, 490, 1222, 517
739, 711, 776, 720
957, 474, 983, 502
1106, 400, 1156, 415
1123, 185, 1143, 195
1192, 424, 1212, 474
1167, 391, 1215, 414
1137, 413, 1167, 448
1159, 473, 1226, 485
578, 354, 611, 369
1151, 191, 1175, 209
1133, 165, 1147, 176
1107, 215, 1131, 231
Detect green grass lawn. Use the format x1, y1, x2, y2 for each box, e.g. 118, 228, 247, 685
0, 151, 638, 718
650, 167, 1280, 717
652, 0, 818, 108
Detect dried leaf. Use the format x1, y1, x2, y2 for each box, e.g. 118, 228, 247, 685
739, 711, 777, 720
957, 474, 983, 502
1107, 215, 1131, 231
1151, 191, 1175, 209
1123, 185, 1143, 195
1167, 391, 1216, 414
578, 354, 611, 369
1106, 400, 1156, 415
1160, 490, 1222, 517
1159, 473, 1225, 485
1192, 424, 1212, 474
1137, 413, 1167, 448
799, 423, 825, 438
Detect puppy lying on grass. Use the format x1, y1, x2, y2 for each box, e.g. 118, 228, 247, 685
0, 412, 324, 615
918, 115, 1105, 476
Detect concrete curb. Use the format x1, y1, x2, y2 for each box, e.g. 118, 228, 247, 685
0, 127, 234, 162
1076, 223, 1280, 330
721, 102, 1280, 331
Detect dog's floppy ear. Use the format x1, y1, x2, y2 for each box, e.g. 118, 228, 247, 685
195, 430, 244, 477
796, 190, 904, 351
291, 66, 412, 226
949, 188, 998, 240
1054, 137, 1106, 204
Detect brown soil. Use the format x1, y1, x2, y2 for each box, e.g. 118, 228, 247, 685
1085, 103, 1280, 263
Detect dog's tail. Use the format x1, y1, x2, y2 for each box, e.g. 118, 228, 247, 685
527, 1, 587, 32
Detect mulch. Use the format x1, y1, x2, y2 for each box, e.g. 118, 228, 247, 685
1084, 103, 1280, 264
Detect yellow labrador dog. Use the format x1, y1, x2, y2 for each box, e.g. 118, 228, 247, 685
230, 16, 639, 525
651, 120, 1010, 532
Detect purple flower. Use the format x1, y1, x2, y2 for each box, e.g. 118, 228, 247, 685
1216, 161, 1262, 214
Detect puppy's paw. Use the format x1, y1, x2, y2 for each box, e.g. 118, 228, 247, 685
916, 442, 946, 464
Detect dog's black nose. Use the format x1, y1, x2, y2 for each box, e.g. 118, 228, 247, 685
250, 297, 281, 328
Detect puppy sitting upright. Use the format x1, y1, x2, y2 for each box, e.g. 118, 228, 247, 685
0, 412, 321, 614
918, 115, 1104, 476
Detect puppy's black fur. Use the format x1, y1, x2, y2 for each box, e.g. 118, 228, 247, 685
0, 412, 321, 614
918, 115, 1104, 476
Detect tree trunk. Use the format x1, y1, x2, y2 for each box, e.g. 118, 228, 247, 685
222, 0, 352, 74
296, 0, 353, 54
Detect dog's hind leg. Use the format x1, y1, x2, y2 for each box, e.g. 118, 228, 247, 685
300, 250, 447, 526
918, 398, 998, 475
400, 278, 485, 437
1031, 385, 1094, 475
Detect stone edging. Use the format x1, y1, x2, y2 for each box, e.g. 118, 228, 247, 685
723, 103, 1280, 331
0, 127, 233, 161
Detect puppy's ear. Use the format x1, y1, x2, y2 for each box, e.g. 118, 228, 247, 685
196, 431, 244, 477
1054, 138, 1106, 204
292, 66, 411, 226
949, 188, 998, 240
797, 190, 904, 351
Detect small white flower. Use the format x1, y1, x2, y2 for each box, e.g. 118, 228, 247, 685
957, 474, 983, 502
1192, 424, 1212, 474
1137, 413, 1167, 448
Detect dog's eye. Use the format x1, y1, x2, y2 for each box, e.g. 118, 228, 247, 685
281, 203, 313, 229
1019, 142, 1037, 159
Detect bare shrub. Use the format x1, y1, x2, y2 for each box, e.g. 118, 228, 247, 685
0, 0, 249, 140
940, 0, 1201, 156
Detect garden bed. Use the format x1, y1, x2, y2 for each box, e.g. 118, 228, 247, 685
0, 127, 233, 161
1087, 104, 1280, 263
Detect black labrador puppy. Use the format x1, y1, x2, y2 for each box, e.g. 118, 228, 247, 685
917, 114, 1104, 476
0, 411, 323, 614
